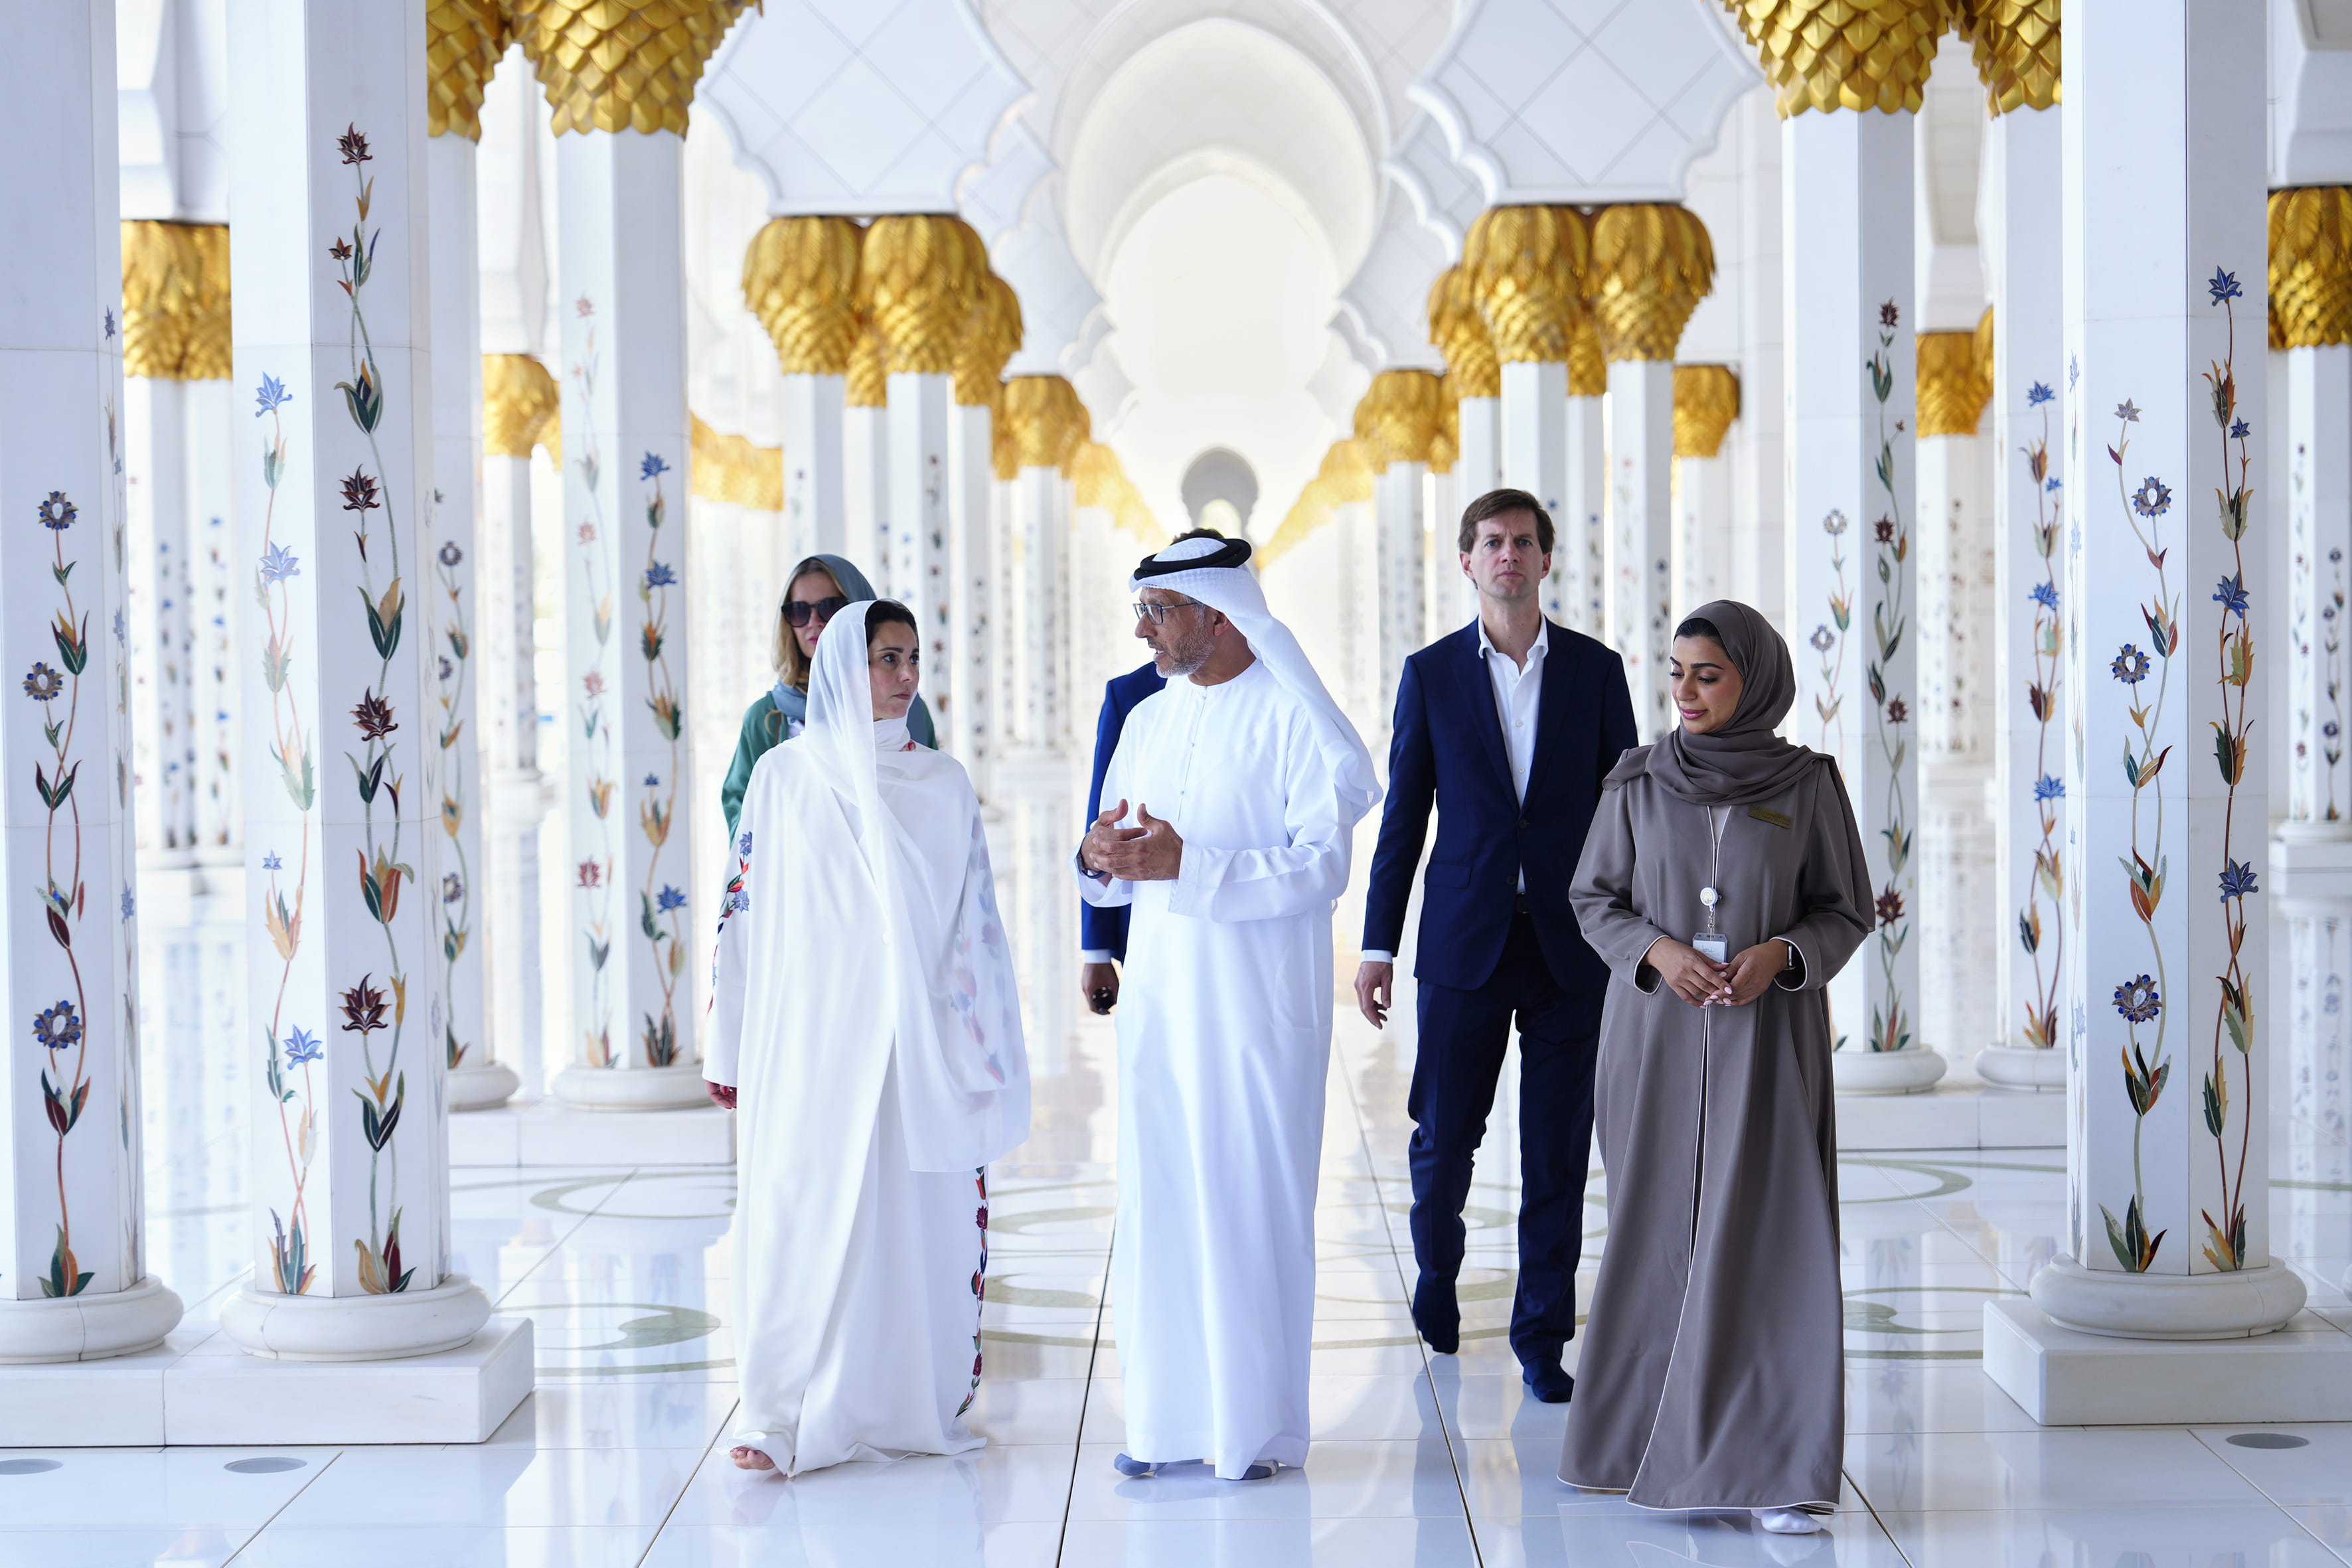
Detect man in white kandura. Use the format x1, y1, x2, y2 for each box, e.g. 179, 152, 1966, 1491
706, 599, 1030, 1476
1077, 535, 1381, 1482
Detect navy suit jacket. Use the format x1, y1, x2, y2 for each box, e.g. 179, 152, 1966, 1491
1080, 661, 1168, 961
1362, 619, 1639, 994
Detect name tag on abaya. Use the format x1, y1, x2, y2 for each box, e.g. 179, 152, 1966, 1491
1747, 806, 1792, 828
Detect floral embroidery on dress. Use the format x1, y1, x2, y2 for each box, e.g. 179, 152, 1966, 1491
957, 1168, 988, 1417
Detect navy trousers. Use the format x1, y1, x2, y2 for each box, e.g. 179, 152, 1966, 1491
1407, 911, 1603, 1368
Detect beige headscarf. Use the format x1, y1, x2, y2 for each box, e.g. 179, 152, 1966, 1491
1607, 599, 1827, 808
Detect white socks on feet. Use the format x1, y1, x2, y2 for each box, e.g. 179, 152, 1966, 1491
1755, 1507, 1822, 1534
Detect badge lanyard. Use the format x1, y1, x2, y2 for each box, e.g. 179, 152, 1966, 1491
1693, 885, 1728, 965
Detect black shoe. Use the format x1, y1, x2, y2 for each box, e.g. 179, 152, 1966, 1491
1224, 1462, 1275, 1481
1411, 1273, 1460, 1355
1112, 1453, 1157, 1478
1522, 1358, 1575, 1403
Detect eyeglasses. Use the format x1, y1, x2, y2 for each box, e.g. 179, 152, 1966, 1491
782, 595, 850, 627
1131, 597, 1203, 626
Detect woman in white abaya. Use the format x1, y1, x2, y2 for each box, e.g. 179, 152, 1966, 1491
705, 599, 1030, 1476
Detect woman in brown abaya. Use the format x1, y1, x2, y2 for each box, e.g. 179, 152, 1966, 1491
1557, 600, 1873, 1536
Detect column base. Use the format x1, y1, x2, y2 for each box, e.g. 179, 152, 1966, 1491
220, 1271, 493, 1362
449, 1097, 736, 1166
0, 1316, 534, 1445
0, 1276, 184, 1366
2269, 834, 2352, 900
551, 1062, 714, 1112
449, 1059, 521, 1112
1830, 1046, 1948, 1094
1985, 1294, 2352, 1425
1976, 1043, 2067, 1090
2027, 1253, 2308, 1340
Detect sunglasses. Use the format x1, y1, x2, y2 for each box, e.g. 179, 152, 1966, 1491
782, 595, 850, 627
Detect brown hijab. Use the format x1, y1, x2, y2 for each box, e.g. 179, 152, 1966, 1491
1607, 599, 1830, 807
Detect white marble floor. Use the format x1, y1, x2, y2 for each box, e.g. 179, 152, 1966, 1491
19, 767, 2352, 1566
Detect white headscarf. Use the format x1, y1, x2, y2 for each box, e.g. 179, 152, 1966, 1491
797, 601, 1029, 1169
1132, 536, 1382, 825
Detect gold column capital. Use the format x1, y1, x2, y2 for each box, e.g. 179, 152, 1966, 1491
859, 214, 988, 377
845, 324, 888, 409
1002, 374, 1088, 472
690, 412, 783, 510
953, 273, 1022, 408
516, 0, 753, 137
428, 0, 512, 139
1358, 369, 1446, 469
1568, 317, 1605, 397
1916, 329, 1993, 436
1721, 0, 1947, 117
2271, 186, 2352, 350
1428, 265, 1500, 399
1952, 0, 2060, 114
1672, 364, 1741, 457
1464, 205, 1591, 364
121, 220, 232, 382
1069, 440, 1122, 507
1318, 439, 1377, 504
1589, 204, 1717, 364
483, 353, 563, 460
1428, 379, 1461, 474
744, 215, 864, 377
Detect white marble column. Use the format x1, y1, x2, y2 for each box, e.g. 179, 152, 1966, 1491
1000, 376, 1084, 756
426, 112, 512, 1113
1377, 461, 1428, 708
222, 0, 485, 1352
1914, 329, 1994, 770
123, 375, 201, 868
2030, 0, 2303, 1340
0, 0, 183, 1364
1982, 98, 2070, 1082
1567, 348, 1608, 638
1465, 208, 1585, 629
742, 216, 862, 564
1501, 359, 1569, 605
546, 129, 704, 1111
1451, 399, 1496, 629
1784, 106, 1945, 1091
1672, 364, 1741, 619
2275, 187, 2352, 847
1606, 360, 1676, 736
844, 329, 890, 580
949, 398, 996, 783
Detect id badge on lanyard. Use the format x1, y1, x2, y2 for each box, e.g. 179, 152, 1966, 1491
1693, 885, 1728, 965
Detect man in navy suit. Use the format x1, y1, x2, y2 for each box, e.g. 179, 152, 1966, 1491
1356, 488, 1637, 1404
1078, 527, 1227, 1013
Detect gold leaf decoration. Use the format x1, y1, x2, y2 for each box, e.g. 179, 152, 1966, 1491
428, 0, 512, 139
516, 0, 755, 137
1589, 204, 1717, 364
1951, 0, 2060, 115
1569, 315, 1607, 398
1674, 364, 1741, 458
742, 215, 863, 376
953, 273, 1023, 409
1916, 329, 1992, 436
1464, 205, 1590, 364
859, 214, 988, 376
1356, 370, 1447, 471
1002, 375, 1089, 473
844, 323, 888, 409
2270, 186, 2352, 350
121, 221, 232, 382
482, 353, 562, 459
1427, 265, 1500, 398
689, 413, 783, 510
1720, 0, 1948, 117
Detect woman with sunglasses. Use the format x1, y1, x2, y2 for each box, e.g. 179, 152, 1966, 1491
722, 553, 937, 836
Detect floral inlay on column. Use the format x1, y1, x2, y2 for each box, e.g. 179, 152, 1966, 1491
2200, 270, 2258, 1273
253, 363, 318, 1294
29, 487, 94, 1297
328, 125, 417, 1295
1864, 299, 1913, 1056
635, 451, 684, 1068
1811, 510, 1851, 757
2014, 380, 2066, 1052
433, 531, 473, 1071
2101, 384, 2177, 1272
572, 297, 615, 1069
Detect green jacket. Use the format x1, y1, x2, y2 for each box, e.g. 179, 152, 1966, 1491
720, 688, 937, 838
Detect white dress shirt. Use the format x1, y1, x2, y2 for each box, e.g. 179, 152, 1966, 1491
1363, 618, 1547, 965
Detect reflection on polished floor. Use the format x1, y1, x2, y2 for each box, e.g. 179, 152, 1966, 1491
23, 763, 2352, 1567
